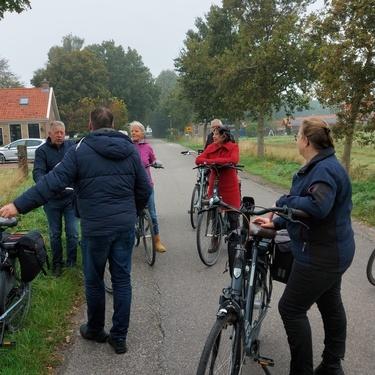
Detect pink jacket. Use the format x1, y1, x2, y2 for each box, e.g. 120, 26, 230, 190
134, 141, 156, 186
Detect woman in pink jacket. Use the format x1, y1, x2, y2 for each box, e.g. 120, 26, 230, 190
130, 121, 166, 253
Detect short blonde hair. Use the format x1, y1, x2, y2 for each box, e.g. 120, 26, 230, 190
210, 118, 222, 129
50, 120, 65, 131
129, 121, 145, 134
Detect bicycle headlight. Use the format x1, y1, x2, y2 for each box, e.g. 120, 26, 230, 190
233, 267, 241, 278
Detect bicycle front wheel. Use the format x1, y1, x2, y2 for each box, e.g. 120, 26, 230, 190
190, 185, 200, 229
196, 209, 223, 266
140, 209, 156, 266
6, 257, 31, 334
366, 249, 375, 286
104, 260, 113, 294
197, 313, 244, 375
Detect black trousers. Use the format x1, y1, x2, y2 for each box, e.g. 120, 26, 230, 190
278, 262, 347, 375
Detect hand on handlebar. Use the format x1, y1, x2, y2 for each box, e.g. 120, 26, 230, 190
0, 203, 19, 218
252, 216, 275, 229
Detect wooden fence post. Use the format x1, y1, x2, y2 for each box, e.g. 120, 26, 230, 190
17, 145, 28, 176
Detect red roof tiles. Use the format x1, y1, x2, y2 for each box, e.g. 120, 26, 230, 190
0, 87, 50, 121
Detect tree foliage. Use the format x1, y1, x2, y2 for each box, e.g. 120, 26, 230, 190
0, 0, 30, 20
311, 0, 375, 171
86, 40, 159, 121
0, 56, 22, 87
177, 1, 314, 155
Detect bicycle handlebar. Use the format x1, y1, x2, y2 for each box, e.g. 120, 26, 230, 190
146, 162, 164, 169
195, 163, 243, 171
0, 217, 18, 228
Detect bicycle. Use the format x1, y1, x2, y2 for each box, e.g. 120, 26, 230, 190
0, 217, 32, 348
181, 150, 208, 229
196, 198, 308, 375
196, 163, 242, 266
366, 248, 375, 286
104, 162, 163, 293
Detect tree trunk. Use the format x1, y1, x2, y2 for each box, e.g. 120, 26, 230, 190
203, 121, 208, 145
257, 111, 265, 157
234, 119, 240, 143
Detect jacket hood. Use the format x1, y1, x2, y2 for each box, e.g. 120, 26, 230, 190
83, 129, 134, 160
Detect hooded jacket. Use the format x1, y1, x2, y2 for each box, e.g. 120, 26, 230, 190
273, 147, 355, 272
14, 129, 152, 236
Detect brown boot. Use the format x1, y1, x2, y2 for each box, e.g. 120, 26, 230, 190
154, 234, 167, 253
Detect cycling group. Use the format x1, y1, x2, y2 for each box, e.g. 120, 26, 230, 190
189, 118, 355, 375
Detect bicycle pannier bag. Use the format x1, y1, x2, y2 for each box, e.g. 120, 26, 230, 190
15, 230, 48, 282
271, 230, 294, 284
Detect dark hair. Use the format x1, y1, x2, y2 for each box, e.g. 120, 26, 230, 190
216, 125, 235, 143
90, 107, 114, 130
301, 118, 334, 150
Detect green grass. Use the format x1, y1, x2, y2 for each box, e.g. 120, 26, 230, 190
1, 174, 84, 375
178, 137, 375, 226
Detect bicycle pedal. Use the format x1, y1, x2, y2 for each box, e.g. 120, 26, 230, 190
0, 340, 16, 349
257, 356, 274, 367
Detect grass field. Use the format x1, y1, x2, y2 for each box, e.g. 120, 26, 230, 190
179, 135, 375, 226
0, 170, 84, 375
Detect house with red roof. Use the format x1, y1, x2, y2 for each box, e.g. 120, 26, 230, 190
0, 80, 60, 145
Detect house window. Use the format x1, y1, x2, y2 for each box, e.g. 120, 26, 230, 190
9, 124, 21, 142
28, 123, 40, 138
0, 128, 3, 145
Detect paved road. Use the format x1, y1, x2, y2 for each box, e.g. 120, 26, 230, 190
57, 139, 375, 375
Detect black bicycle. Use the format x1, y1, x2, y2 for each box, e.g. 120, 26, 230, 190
196, 198, 308, 375
196, 164, 242, 266
366, 248, 375, 286
0, 218, 32, 348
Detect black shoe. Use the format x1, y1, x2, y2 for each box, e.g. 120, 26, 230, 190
80, 324, 109, 343
314, 361, 345, 375
52, 264, 62, 277
108, 336, 127, 354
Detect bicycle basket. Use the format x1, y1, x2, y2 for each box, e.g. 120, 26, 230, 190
15, 230, 48, 282
271, 230, 294, 284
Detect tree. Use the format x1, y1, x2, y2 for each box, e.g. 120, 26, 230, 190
0, 0, 30, 20
216, 0, 313, 156
311, 0, 375, 171
0, 57, 22, 87
86, 41, 159, 121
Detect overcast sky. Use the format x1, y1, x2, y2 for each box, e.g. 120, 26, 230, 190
0, 0, 324, 87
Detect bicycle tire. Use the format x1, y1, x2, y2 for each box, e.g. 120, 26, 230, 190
366, 248, 375, 286
5, 257, 31, 334
141, 209, 156, 266
104, 260, 113, 294
0, 270, 7, 345
197, 313, 244, 375
190, 185, 200, 229
196, 209, 223, 266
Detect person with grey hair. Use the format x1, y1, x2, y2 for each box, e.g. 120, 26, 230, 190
33, 120, 78, 277
204, 118, 223, 149
130, 121, 167, 253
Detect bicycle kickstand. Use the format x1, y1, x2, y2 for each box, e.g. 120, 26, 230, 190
0, 340, 16, 349
257, 355, 274, 375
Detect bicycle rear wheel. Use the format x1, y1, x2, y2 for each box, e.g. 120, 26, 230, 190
196, 209, 223, 266
140, 209, 156, 266
190, 185, 200, 229
104, 260, 113, 294
197, 313, 244, 375
366, 249, 375, 286
5, 257, 31, 333
0, 270, 8, 344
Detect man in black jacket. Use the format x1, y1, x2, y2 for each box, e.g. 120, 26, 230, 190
0, 107, 152, 354
33, 120, 78, 276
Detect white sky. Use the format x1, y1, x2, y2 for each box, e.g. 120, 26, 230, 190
0, 0, 324, 87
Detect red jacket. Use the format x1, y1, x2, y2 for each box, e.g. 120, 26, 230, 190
195, 141, 241, 208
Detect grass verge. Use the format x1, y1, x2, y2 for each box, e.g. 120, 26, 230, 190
0, 172, 84, 375
179, 137, 375, 227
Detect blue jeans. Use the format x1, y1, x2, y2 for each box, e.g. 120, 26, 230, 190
147, 189, 159, 235
82, 228, 134, 340
44, 199, 79, 267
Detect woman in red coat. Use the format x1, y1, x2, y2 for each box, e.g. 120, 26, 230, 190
195, 125, 241, 265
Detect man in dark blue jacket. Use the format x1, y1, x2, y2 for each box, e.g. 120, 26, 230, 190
33, 120, 78, 276
0, 107, 152, 354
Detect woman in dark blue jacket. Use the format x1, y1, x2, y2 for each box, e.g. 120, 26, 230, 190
255, 118, 355, 375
